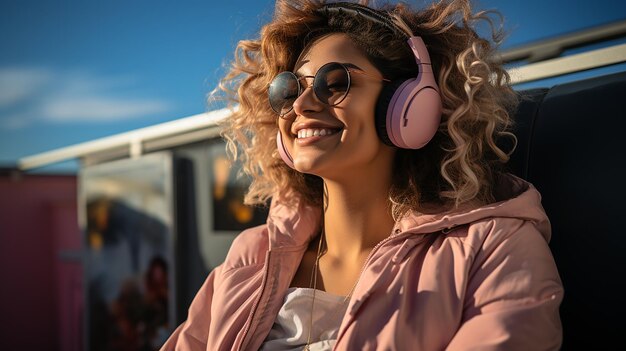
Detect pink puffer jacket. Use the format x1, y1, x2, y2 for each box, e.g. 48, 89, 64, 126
161, 174, 563, 350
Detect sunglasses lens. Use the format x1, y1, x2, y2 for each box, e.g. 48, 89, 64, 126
269, 63, 351, 115
314, 63, 349, 106
269, 72, 299, 115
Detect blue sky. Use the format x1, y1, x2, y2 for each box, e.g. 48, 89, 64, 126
1, 0, 624, 173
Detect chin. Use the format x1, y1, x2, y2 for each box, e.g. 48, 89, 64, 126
293, 155, 335, 177
293, 160, 322, 175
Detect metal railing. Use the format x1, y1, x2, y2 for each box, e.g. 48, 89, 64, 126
498, 19, 626, 84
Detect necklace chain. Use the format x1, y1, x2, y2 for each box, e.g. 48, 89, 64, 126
303, 231, 324, 350
304, 229, 360, 350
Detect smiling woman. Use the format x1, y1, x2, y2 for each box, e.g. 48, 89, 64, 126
161, 1, 563, 350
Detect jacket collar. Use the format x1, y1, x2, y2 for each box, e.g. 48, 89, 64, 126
266, 192, 322, 251
265, 173, 551, 249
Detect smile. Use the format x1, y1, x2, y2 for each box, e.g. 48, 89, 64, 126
296, 128, 342, 139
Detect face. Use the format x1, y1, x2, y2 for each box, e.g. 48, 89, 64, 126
277, 33, 396, 180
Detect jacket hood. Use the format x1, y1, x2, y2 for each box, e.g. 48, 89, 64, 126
266, 173, 551, 250
395, 173, 551, 241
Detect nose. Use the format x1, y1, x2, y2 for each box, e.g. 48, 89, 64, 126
292, 83, 324, 116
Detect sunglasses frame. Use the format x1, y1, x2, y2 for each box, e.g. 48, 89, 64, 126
269, 62, 390, 117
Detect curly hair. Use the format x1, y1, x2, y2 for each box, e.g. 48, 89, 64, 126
217, 0, 518, 219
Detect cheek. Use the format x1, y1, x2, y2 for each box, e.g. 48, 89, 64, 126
343, 94, 379, 136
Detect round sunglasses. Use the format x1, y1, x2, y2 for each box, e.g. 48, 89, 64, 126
268, 62, 390, 117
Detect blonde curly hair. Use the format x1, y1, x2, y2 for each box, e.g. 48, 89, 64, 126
217, 0, 518, 219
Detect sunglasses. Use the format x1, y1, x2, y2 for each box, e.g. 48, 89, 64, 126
268, 62, 390, 117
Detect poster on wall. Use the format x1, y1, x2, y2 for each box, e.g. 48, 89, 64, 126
80, 152, 175, 351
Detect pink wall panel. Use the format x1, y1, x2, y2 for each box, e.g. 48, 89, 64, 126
0, 174, 80, 351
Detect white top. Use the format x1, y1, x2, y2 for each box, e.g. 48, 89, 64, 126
260, 287, 350, 351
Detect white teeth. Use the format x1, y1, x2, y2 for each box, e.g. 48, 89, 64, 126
297, 128, 338, 139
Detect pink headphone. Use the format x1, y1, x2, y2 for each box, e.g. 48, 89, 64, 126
276, 3, 442, 169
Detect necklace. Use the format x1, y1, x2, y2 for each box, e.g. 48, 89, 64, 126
303, 230, 360, 351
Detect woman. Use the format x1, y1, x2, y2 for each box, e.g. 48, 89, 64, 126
162, 1, 563, 350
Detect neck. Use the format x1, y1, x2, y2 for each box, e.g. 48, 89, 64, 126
321, 168, 396, 263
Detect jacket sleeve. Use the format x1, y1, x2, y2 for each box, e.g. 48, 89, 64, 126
446, 220, 564, 351
160, 265, 220, 351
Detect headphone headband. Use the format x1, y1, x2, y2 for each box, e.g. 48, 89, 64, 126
316, 2, 408, 39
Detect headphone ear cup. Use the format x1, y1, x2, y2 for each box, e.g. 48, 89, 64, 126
390, 81, 441, 149
276, 131, 295, 169
382, 78, 442, 149
375, 80, 406, 147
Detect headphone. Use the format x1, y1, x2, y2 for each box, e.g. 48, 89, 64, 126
277, 2, 442, 169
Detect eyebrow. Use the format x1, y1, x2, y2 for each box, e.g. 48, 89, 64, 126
293, 62, 365, 77
293, 59, 309, 76
343, 63, 363, 71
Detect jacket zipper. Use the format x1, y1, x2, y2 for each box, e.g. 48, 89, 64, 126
350, 229, 420, 291
235, 250, 272, 351
356, 224, 447, 287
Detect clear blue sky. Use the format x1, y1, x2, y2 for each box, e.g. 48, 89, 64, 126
1, 0, 624, 173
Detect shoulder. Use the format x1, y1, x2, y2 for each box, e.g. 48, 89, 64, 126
427, 216, 561, 305
221, 224, 269, 272
431, 215, 550, 266
445, 217, 549, 261
458, 217, 561, 296
417, 216, 537, 268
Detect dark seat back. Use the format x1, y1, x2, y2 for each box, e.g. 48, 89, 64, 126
508, 71, 626, 350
